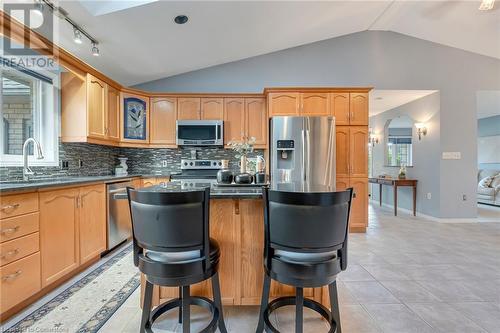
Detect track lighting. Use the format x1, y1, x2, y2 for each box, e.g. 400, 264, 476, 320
91, 42, 100, 56
73, 27, 82, 44
33, 0, 43, 17
479, 0, 495, 10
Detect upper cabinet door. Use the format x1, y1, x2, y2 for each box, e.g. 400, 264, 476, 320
87, 74, 106, 139
350, 126, 368, 178
246, 98, 267, 147
224, 98, 245, 144
178, 98, 201, 120
201, 98, 223, 120
301, 93, 329, 116
106, 85, 120, 141
331, 93, 350, 125
79, 185, 106, 265
121, 93, 149, 144
150, 97, 177, 146
335, 127, 350, 178
349, 93, 368, 125
268, 93, 300, 117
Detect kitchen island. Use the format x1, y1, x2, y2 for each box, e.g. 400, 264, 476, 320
136, 185, 324, 308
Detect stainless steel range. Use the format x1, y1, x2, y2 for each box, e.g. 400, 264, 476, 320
171, 159, 221, 189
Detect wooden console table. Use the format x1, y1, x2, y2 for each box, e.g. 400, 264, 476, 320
369, 178, 418, 216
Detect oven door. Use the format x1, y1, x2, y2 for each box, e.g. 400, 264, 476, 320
176, 120, 223, 146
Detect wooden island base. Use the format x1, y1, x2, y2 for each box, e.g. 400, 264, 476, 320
142, 198, 347, 308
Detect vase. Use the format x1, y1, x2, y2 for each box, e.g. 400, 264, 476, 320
117, 157, 128, 176
217, 160, 233, 184
240, 155, 247, 173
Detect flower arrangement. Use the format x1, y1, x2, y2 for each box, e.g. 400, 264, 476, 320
228, 137, 256, 174
227, 137, 256, 158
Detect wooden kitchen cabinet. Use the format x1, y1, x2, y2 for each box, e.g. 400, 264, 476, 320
159, 199, 238, 305
150, 97, 177, 146
79, 184, 106, 265
301, 93, 330, 116
224, 98, 245, 143
201, 98, 223, 120
349, 92, 369, 125
331, 93, 350, 125
120, 92, 150, 145
336, 126, 368, 178
336, 127, 350, 178
40, 184, 108, 287
39, 188, 80, 287
62, 72, 122, 145
223, 97, 267, 147
246, 98, 267, 147
350, 178, 368, 231
87, 75, 106, 139
106, 85, 120, 141
177, 98, 201, 120
350, 126, 368, 178
1, 252, 41, 313
268, 92, 300, 116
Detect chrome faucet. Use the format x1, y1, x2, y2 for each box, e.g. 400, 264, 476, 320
23, 138, 44, 181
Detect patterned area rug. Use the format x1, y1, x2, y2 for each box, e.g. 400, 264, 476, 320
4, 244, 140, 333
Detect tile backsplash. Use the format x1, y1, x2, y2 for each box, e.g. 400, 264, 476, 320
0, 141, 265, 180
0, 141, 120, 180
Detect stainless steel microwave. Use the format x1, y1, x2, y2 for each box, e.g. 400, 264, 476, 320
176, 120, 224, 146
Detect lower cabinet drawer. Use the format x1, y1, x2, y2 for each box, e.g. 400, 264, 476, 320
0, 212, 40, 243
0, 252, 41, 312
1, 232, 39, 266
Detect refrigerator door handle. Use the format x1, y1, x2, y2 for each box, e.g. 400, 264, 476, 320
301, 129, 306, 181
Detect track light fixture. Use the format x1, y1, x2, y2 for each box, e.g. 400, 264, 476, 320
37, 0, 101, 56
73, 27, 83, 44
91, 42, 100, 57
33, 0, 43, 17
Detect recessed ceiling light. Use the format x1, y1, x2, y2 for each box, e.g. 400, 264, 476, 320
174, 15, 188, 24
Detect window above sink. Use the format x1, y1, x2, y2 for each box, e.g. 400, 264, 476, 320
1, 60, 60, 167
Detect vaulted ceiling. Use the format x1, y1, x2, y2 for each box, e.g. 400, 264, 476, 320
21, 1, 500, 86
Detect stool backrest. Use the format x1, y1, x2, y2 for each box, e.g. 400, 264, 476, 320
263, 188, 353, 269
127, 187, 211, 266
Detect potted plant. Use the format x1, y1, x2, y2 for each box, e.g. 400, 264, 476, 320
228, 137, 256, 184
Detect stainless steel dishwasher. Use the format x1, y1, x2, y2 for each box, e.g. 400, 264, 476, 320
107, 181, 134, 250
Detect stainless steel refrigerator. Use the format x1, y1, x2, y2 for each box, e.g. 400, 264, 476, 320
270, 116, 335, 192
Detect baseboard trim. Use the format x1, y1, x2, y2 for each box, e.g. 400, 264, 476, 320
370, 200, 492, 223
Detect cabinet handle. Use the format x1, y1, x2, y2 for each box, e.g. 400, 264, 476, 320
2, 270, 22, 281
75, 197, 80, 208
1, 249, 19, 259
0, 226, 20, 235
1, 203, 20, 211
351, 111, 354, 121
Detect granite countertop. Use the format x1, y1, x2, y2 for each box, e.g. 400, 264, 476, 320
0, 174, 159, 193
0, 173, 262, 198
134, 183, 263, 199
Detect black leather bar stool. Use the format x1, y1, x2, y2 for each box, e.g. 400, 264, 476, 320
256, 187, 354, 333
127, 187, 227, 333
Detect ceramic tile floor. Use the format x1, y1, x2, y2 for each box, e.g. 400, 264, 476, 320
98, 203, 500, 333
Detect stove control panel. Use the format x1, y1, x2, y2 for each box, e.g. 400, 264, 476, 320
181, 159, 223, 170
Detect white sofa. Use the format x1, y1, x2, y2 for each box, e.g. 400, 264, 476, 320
477, 169, 500, 206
